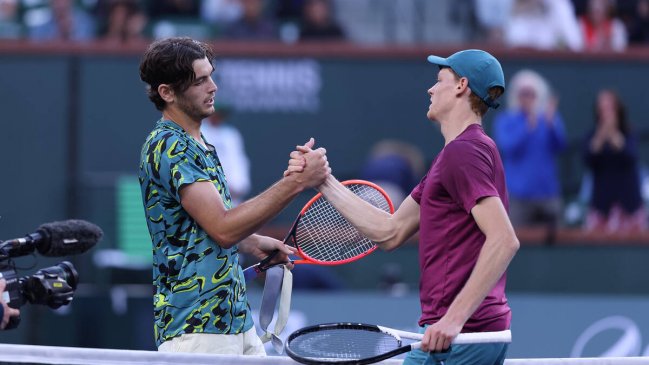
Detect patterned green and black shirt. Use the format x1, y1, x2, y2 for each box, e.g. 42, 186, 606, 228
139, 119, 253, 347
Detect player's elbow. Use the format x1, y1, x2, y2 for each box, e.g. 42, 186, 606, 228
506, 234, 520, 256
374, 224, 409, 251
377, 240, 401, 252
376, 232, 405, 252
207, 230, 239, 249
512, 237, 520, 253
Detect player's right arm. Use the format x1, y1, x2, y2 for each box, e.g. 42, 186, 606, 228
181, 141, 330, 249
316, 174, 420, 251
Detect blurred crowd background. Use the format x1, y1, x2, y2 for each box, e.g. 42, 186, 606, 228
1, 0, 649, 357
0, 0, 647, 49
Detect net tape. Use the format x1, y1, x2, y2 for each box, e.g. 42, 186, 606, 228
0, 344, 647, 365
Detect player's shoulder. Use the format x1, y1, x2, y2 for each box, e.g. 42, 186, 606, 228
151, 122, 186, 141
141, 131, 195, 169
446, 131, 496, 161
449, 132, 488, 150
457, 125, 496, 146
145, 123, 190, 150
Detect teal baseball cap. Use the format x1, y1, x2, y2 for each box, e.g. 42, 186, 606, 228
427, 49, 505, 109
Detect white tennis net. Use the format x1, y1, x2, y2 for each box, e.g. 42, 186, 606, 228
0, 344, 647, 365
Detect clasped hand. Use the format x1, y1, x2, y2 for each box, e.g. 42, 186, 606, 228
284, 137, 330, 188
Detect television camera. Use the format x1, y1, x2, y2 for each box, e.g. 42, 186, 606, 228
0, 220, 103, 329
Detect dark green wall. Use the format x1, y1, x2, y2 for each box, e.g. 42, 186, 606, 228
0, 55, 70, 239
332, 244, 649, 295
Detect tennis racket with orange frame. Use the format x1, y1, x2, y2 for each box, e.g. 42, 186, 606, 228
243, 179, 394, 280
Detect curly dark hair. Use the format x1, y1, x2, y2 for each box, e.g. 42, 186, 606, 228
139, 37, 215, 111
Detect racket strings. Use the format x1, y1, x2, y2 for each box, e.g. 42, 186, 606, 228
287, 328, 400, 361
296, 184, 392, 263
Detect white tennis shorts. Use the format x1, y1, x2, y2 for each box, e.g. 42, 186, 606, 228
157, 328, 266, 355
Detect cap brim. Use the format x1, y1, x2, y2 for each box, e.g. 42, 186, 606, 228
427, 55, 450, 67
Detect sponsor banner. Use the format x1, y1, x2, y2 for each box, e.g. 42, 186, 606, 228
215, 59, 322, 113
509, 294, 649, 358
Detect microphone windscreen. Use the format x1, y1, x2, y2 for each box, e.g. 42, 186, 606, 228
36, 219, 103, 257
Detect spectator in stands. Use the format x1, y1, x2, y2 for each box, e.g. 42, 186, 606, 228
97, 0, 147, 44
579, 0, 627, 52
275, 0, 306, 23
223, 0, 278, 40
473, 0, 512, 44
583, 89, 647, 233
502, 0, 583, 51
298, 0, 344, 41
493, 69, 567, 231
200, 0, 243, 29
359, 139, 425, 208
291, 265, 345, 291
149, 0, 211, 40
200, 102, 251, 207
627, 0, 649, 44
28, 0, 96, 41
149, 0, 200, 20
448, 0, 482, 43
0, 0, 22, 39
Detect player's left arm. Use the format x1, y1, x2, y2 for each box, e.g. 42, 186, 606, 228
421, 196, 519, 352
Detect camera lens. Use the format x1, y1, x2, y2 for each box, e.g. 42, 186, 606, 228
46, 261, 79, 290
20, 261, 79, 308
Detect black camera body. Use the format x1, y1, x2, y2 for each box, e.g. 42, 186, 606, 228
0, 260, 79, 330
0, 219, 103, 330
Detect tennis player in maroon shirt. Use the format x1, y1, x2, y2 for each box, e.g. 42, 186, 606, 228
287, 49, 519, 365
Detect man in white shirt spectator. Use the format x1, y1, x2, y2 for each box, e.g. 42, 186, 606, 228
201, 103, 251, 206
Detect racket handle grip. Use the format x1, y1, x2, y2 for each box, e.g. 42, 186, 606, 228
257, 249, 280, 271
408, 330, 511, 350
242, 250, 279, 281
453, 330, 511, 345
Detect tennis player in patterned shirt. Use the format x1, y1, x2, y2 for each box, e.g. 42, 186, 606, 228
138, 37, 330, 355
287, 49, 519, 365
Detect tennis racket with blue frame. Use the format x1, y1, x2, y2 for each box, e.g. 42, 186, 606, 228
285, 322, 512, 365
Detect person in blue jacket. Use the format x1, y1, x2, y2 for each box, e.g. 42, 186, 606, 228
493, 69, 566, 230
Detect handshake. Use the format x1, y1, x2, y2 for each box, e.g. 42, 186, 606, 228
282, 138, 332, 190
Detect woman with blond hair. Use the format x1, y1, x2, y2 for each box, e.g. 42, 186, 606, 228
493, 69, 567, 230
